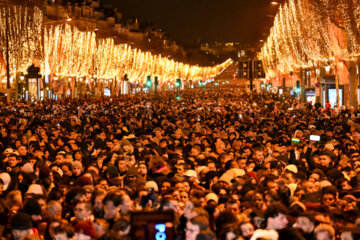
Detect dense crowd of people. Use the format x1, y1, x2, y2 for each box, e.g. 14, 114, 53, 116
0, 89, 360, 240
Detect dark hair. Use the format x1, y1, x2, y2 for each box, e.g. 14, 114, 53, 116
103, 192, 123, 207
265, 202, 288, 219
53, 223, 75, 238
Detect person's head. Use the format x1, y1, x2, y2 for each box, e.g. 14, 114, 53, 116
293, 212, 315, 234
45, 200, 62, 220
314, 224, 335, 240
11, 212, 33, 240
93, 218, 109, 238
322, 188, 337, 208
8, 154, 19, 167
103, 193, 122, 219
72, 161, 83, 177
266, 203, 288, 230
319, 154, 332, 168
239, 221, 254, 238
340, 224, 360, 240
74, 220, 97, 240
74, 201, 92, 221
137, 162, 148, 177
53, 223, 75, 240
18, 145, 27, 156
186, 216, 209, 240
23, 198, 42, 222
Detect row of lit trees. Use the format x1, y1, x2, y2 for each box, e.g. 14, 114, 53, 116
260, 0, 360, 107
0, 3, 232, 98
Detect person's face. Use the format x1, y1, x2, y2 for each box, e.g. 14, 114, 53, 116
191, 148, 200, 157
54, 233, 71, 240
74, 203, 91, 221
309, 173, 320, 183
316, 231, 332, 240
106, 141, 113, 150
98, 180, 108, 189
185, 221, 200, 240
74, 152, 82, 160
12, 229, 32, 240
75, 233, 91, 240
182, 181, 190, 192
94, 195, 105, 212
72, 166, 82, 176
240, 223, 254, 237
160, 141, 167, 148
66, 154, 74, 162
270, 213, 288, 230
137, 164, 147, 176
18, 146, 27, 156
227, 202, 240, 214
120, 195, 133, 216
8, 156, 18, 167
62, 165, 72, 177
176, 165, 185, 175
55, 155, 65, 163
294, 216, 314, 233
341, 231, 353, 240
253, 193, 263, 209
319, 155, 332, 167
254, 151, 264, 161
184, 201, 194, 219
174, 182, 184, 191
208, 162, 216, 171
179, 191, 189, 203
322, 193, 336, 207
104, 201, 120, 219
238, 159, 247, 169
161, 182, 171, 192
118, 160, 127, 172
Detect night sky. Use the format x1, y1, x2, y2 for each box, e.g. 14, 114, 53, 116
102, 0, 280, 48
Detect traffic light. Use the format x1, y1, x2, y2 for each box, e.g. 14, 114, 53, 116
146, 76, 152, 87
154, 76, 158, 86
175, 79, 181, 88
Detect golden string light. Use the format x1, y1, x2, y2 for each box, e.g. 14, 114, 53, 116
0, 6, 42, 76
260, 0, 360, 76
0, 5, 232, 86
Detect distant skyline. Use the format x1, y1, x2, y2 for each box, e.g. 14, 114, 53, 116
102, 0, 279, 48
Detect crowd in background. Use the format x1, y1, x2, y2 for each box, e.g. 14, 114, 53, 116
0, 89, 360, 240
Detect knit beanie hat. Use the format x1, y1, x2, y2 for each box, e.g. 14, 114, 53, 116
23, 198, 42, 216
11, 212, 32, 230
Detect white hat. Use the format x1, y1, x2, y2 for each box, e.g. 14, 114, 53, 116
144, 181, 159, 192
3, 148, 13, 154
219, 172, 233, 185
285, 164, 298, 174
184, 170, 197, 178
320, 180, 332, 189
230, 168, 245, 177
26, 184, 44, 195
205, 193, 218, 204
0, 172, 11, 191
22, 163, 34, 173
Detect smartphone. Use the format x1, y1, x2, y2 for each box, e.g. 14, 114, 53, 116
291, 138, 300, 143
310, 135, 320, 141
